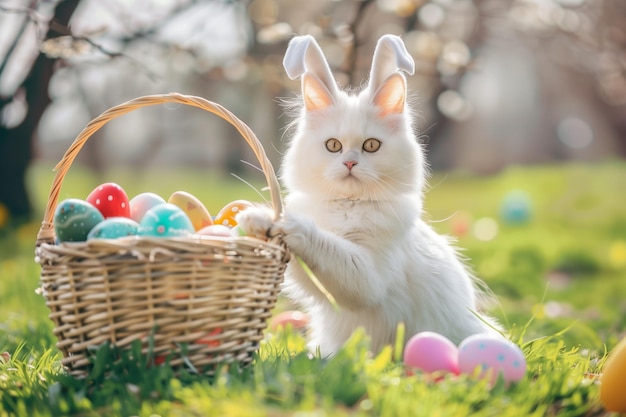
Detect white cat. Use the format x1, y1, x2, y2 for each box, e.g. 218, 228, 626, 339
237, 34, 498, 356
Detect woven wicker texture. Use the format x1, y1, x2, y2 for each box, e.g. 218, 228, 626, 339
35, 93, 288, 376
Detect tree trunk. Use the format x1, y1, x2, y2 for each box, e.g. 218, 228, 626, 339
0, 0, 80, 228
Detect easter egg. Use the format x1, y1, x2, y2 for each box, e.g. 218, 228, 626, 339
451, 211, 471, 237
403, 332, 460, 376
458, 334, 526, 386
214, 200, 254, 228
167, 191, 213, 231
472, 217, 499, 241
196, 224, 233, 237
609, 240, 626, 269
270, 311, 309, 331
87, 217, 139, 240
138, 203, 195, 238
195, 328, 222, 348
129, 192, 166, 223
54, 199, 105, 242
230, 225, 246, 237
600, 336, 626, 413
86, 182, 130, 219
500, 190, 532, 225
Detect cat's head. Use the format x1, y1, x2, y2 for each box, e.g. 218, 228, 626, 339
280, 35, 427, 202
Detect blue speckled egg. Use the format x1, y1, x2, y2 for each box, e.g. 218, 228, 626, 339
138, 203, 195, 238
54, 199, 105, 242
87, 217, 139, 240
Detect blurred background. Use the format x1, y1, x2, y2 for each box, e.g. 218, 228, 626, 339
1, 0, 625, 226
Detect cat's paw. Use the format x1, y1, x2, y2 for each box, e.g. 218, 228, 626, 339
236, 206, 274, 239
272, 212, 315, 252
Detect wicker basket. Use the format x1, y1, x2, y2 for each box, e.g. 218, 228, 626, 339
35, 93, 289, 377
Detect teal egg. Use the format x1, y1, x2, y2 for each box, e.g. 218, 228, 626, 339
500, 190, 532, 225
87, 217, 139, 240
138, 203, 195, 238
54, 198, 105, 242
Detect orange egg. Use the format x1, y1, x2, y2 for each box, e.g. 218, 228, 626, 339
601, 337, 626, 413
214, 200, 254, 228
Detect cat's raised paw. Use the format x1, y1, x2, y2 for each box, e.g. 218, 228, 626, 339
235, 206, 274, 240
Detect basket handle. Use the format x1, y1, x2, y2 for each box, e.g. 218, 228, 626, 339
36, 93, 283, 245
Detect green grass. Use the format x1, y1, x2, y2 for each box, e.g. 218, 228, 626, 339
1, 160, 625, 416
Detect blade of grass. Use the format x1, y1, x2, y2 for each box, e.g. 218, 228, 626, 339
295, 256, 339, 312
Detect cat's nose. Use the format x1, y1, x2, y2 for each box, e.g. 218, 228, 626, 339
344, 160, 358, 170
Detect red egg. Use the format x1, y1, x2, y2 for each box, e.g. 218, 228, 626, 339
86, 182, 130, 219
195, 328, 222, 348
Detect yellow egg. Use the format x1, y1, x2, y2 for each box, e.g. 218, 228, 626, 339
609, 240, 626, 269
600, 337, 626, 413
214, 200, 254, 228
167, 191, 213, 231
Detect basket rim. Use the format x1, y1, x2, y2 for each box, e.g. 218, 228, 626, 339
35, 92, 283, 246
36, 233, 288, 259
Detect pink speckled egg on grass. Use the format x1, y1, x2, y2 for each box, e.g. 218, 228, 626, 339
403, 332, 460, 376
458, 334, 526, 386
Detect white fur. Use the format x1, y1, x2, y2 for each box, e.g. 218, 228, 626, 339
238, 35, 497, 356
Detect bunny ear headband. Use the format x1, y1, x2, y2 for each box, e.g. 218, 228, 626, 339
282, 34, 415, 98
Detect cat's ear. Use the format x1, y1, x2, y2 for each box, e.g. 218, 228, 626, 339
283, 35, 339, 109
302, 73, 334, 111
368, 35, 415, 97
372, 73, 406, 116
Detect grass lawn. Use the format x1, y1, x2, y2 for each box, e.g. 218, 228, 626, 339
0, 159, 625, 416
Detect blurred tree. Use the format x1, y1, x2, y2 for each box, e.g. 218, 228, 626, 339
0, 0, 79, 227
0, 0, 252, 228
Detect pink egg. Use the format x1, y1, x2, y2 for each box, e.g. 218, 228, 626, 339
403, 331, 460, 376
196, 224, 232, 237
129, 192, 166, 223
458, 334, 526, 386
86, 182, 130, 219
270, 310, 309, 331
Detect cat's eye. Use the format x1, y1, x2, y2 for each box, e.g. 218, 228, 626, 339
363, 138, 381, 153
325, 138, 342, 153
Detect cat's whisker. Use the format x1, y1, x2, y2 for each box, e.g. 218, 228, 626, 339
230, 173, 270, 204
